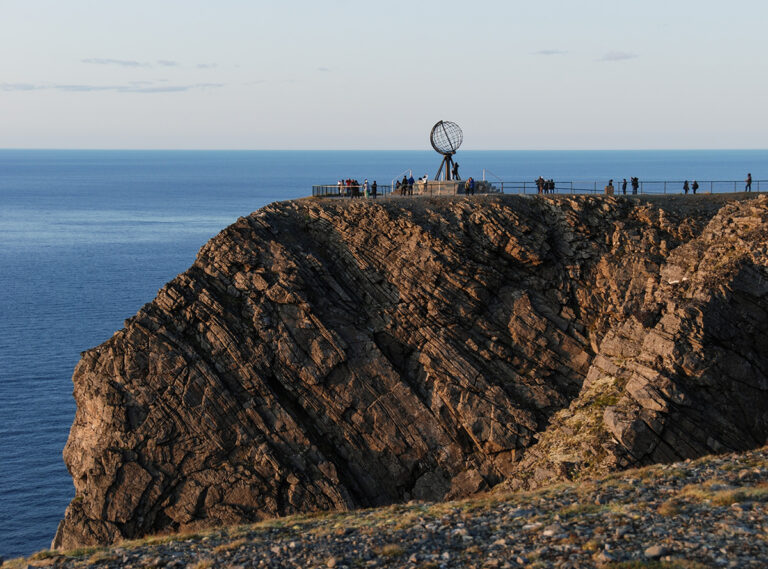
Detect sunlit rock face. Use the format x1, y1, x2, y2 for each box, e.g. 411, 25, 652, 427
53, 194, 768, 548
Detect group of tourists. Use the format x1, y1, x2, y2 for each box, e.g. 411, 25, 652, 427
682, 180, 700, 194
607, 173, 755, 195
605, 177, 641, 195
536, 177, 556, 194
337, 178, 377, 198
395, 174, 416, 195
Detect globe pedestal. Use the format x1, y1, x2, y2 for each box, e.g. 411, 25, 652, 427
414, 180, 497, 196
435, 153, 457, 181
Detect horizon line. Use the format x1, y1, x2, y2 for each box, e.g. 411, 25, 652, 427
2, 147, 768, 152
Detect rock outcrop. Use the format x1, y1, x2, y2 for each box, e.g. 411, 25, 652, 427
54, 194, 768, 548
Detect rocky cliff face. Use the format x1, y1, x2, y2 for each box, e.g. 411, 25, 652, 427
54, 194, 768, 549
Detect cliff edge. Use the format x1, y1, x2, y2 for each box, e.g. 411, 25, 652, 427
54, 194, 768, 548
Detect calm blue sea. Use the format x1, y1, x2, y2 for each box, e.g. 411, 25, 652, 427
0, 149, 765, 559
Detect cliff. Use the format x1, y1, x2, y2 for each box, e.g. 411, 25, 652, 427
54, 193, 768, 549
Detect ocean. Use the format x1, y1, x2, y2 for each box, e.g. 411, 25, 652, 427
0, 149, 765, 559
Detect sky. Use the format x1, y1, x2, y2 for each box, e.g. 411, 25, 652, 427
1, 0, 766, 150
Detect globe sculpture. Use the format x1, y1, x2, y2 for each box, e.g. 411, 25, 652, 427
430, 120, 463, 181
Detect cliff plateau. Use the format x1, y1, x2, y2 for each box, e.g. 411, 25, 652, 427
54, 194, 768, 549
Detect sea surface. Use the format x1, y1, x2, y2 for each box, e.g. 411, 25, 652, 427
0, 149, 765, 559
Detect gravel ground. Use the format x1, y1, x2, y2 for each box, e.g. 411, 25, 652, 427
7, 447, 768, 569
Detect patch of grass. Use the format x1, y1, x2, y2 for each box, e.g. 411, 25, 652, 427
604, 561, 709, 569
558, 503, 602, 518
0, 560, 31, 569
710, 489, 748, 506
657, 499, 683, 516
678, 480, 768, 506
212, 537, 248, 553
64, 546, 100, 558
375, 544, 405, 557
582, 539, 602, 552
190, 559, 214, 569
87, 550, 117, 563
592, 392, 620, 408
122, 530, 203, 548
29, 550, 60, 560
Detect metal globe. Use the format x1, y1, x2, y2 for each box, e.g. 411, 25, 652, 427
430, 121, 463, 155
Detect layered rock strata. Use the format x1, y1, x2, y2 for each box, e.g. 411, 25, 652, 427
54, 194, 768, 548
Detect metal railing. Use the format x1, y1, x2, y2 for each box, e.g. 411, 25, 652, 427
312, 184, 393, 198
313, 179, 763, 198
493, 179, 764, 195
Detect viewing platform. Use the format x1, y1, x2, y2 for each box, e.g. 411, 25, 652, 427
313, 178, 764, 198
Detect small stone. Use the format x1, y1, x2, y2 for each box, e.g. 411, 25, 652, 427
596, 551, 615, 563
408, 553, 418, 563
644, 545, 668, 559
326, 557, 337, 568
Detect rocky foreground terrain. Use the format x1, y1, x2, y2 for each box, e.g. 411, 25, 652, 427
53, 193, 768, 549
11, 446, 768, 568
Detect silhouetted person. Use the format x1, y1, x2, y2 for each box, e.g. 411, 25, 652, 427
622, 178, 627, 194
631, 177, 639, 194
605, 179, 614, 195
746, 173, 752, 191
452, 162, 460, 181
692, 180, 699, 194
408, 174, 415, 195
371, 180, 377, 199
401, 175, 408, 196
683, 180, 689, 194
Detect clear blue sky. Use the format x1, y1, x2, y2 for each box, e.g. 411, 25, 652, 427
1, 0, 766, 150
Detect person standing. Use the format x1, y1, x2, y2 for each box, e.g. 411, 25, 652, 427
408, 174, 415, 195
622, 178, 628, 194
371, 180, 377, 199
631, 177, 639, 194
692, 180, 699, 194
452, 162, 460, 181
605, 179, 614, 195
363, 179, 369, 198
746, 173, 752, 192
683, 180, 689, 194
401, 175, 408, 196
